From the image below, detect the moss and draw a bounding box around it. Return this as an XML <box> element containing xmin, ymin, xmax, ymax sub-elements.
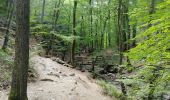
<box><xmin>8</xmin><ymin>89</ymin><xmax>19</xmax><ymax>100</ymax></box>
<box><xmin>8</xmin><ymin>89</ymin><xmax>28</xmax><ymax>100</ymax></box>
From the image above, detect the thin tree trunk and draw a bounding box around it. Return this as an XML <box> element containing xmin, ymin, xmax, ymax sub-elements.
<box><xmin>131</xmin><ymin>24</ymin><xmax>136</xmax><ymax>48</ymax></box>
<box><xmin>108</xmin><ymin>9</ymin><xmax>111</xmax><ymax>47</ymax></box>
<box><xmin>102</xmin><ymin>17</ymin><xmax>108</xmax><ymax>49</ymax></box>
<box><xmin>118</xmin><ymin>0</ymin><xmax>123</xmax><ymax>64</ymax></box>
<box><xmin>99</xmin><ymin>11</ymin><xmax>102</xmax><ymax>49</ymax></box>
<box><xmin>41</xmin><ymin>0</ymin><xmax>45</xmax><ymax>23</ymax></box>
<box><xmin>53</xmin><ymin>0</ymin><xmax>61</xmax><ymax>31</ymax></box>
<box><xmin>122</xmin><ymin>3</ymin><xmax>127</xmax><ymax>52</ymax></box>
<box><xmin>89</xmin><ymin>0</ymin><xmax>93</xmax><ymax>50</ymax></box>
<box><xmin>106</xmin><ymin>0</ymin><xmax>111</xmax><ymax>48</ymax></box>
<box><xmin>117</xmin><ymin>0</ymin><xmax>127</xmax><ymax>97</ymax></box>
<box><xmin>48</xmin><ymin>0</ymin><xmax>62</xmax><ymax>55</ymax></box>
<box><xmin>148</xmin><ymin>0</ymin><xmax>156</xmax><ymax>28</ymax></box>
<box><xmin>2</xmin><ymin>1</ymin><xmax>14</xmax><ymax>50</ymax></box>
<box><xmin>80</xmin><ymin>16</ymin><xmax>84</xmax><ymax>36</ymax></box>
<box><xmin>124</xmin><ymin>0</ymin><xmax>130</xmax><ymax>50</ymax></box>
<box><xmin>131</xmin><ymin>0</ymin><xmax>137</xmax><ymax>48</ymax></box>
<box><xmin>70</xmin><ymin>0</ymin><xmax>77</xmax><ymax>65</ymax></box>
<box><xmin>95</xmin><ymin>19</ymin><xmax>98</xmax><ymax>49</ymax></box>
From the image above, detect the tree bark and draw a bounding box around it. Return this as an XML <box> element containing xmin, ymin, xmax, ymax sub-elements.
<box><xmin>40</xmin><ymin>0</ymin><xmax>45</xmax><ymax>23</ymax></box>
<box><xmin>148</xmin><ymin>0</ymin><xmax>156</xmax><ymax>28</ymax></box>
<box><xmin>118</xmin><ymin>0</ymin><xmax>123</xmax><ymax>64</ymax></box>
<box><xmin>8</xmin><ymin>0</ymin><xmax>30</xmax><ymax>99</ymax></box>
<box><xmin>117</xmin><ymin>0</ymin><xmax>127</xmax><ymax>97</ymax></box>
<box><xmin>70</xmin><ymin>0</ymin><xmax>77</xmax><ymax>65</ymax></box>
<box><xmin>2</xmin><ymin>1</ymin><xmax>14</xmax><ymax>50</ymax></box>
<box><xmin>108</xmin><ymin>8</ymin><xmax>111</xmax><ymax>47</ymax></box>
<box><xmin>53</xmin><ymin>0</ymin><xmax>61</xmax><ymax>31</ymax></box>
<box><xmin>89</xmin><ymin>0</ymin><xmax>93</xmax><ymax>50</ymax></box>
<box><xmin>131</xmin><ymin>24</ymin><xmax>136</xmax><ymax>48</ymax></box>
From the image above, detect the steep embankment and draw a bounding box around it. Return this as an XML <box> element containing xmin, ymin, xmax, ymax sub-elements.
<box><xmin>0</xmin><ymin>55</ymin><xmax>112</xmax><ymax>100</ymax></box>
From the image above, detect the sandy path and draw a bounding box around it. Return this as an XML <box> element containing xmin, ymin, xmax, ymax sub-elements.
<box><xmin>0</xmin><ymin>56</ymin><xmax>112</xmax><ymax>100</ymax></box>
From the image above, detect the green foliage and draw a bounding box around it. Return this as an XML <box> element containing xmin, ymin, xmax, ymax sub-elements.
<box><xmin>53</xmin><ymin>32</ymin><xmax>80</xmax><ymax>43</ymax></box>
<box><xmin>0</xmin><ymin>49</ymin><xmax>13</xmax><ymax>66</ymax></box>
<box><xmin>0</xmin><ymin>0</ymin><xmax>7</xmax><ymax>16</ymax></box>
<box><xmin>124</xmin><ymin>0</ymin><xmax>170</xmax><ymax>99</ymax></box>
<box><xmin>0</xmin><ymin>49</ymin><xmax>13</xmax><ymax>84</ymax></box>
<box><xmin>31</xmin><ymin>24</ymin><xmax>51</xmax><ymax>34</ymax></box>
<box><xmin>28</xmin><ymin>0</ymin><xmax>170</xmax><ymax>99</ymax></box>
<box><xmin>98</xmin><ymin>80</ymin><xmax>124</xmax><ymax>99</ymax></box>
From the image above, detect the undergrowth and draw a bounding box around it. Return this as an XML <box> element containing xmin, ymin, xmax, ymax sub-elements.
<box><xmin>0</xmin><ymin>49</ymin><xmax>13</xmax><ymax>89</ymax></box>
<box><xmin>97</xmin><ymin>80</ymin><xmax>124</xmax><ymax>100</ymax></box>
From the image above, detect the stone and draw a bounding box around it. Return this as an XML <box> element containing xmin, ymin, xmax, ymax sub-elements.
<box><xmin>69</xmin><ymin>73</ymin><xmax>75</xmax><ymax>76</ymax></box>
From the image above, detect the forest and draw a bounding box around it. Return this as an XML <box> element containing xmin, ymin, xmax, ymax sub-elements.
<box><xmin>0</xmin><ymin>0</ymin><xmax>170</xmax><ymax>100</ymax></box>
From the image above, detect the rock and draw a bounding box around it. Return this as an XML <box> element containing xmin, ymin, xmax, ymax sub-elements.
<box><xmin>52</xmin><ymin>68</ymin><xmax>58</xmax><ymax>71</ymax></box>
<box><xmin>75</xmin><ymin>81</ymin><xmax>78</xmax><ymax>85</ymax></box>
<box><xmin>63</xmin><ymin>64</ymin><xmax>69</xmax><ymax>67</ymax></box>
<box><xmin>76</xmin><ymin>93</ymin><xmax>79</xmax><ymax>95</ymax></box>
<box><xmin>47</xmin><ymin>71</ymin><xmax>55</xmax><ymax>76</ymax></box>
<box><xmin>47</xmin><ymin>72</ymin><xmax>60</xmax><ymax>78</ymax></box>
<box><xmin>55</xmin><ymin>74</ymin><xmax>60</xmax><ymax>78</ymax></box>
<box><xmin>71</xmin><ymin>87</ymin><xmax>76</xmax><ymax>91</ymax></box>
<box><xmin>68</xmin><ymin>65</ymin><xmax>73</xmax><ymax>68</ymax></box>
<box><xmin>51</xmin><ymin>57</ymin><xmax>56</xmax><ymax>61</ymax></box>
<box><xmin>69</xmin><ymin>73</ymin><xmax>75</xmax><ymax>76</ymax></box>
<box><xmin>28</xmin><ymin>68</ymin><xmax>38</xmax><ymax>82</ymax></box>
<box><xmin>69</xmin><ymin>93</ymin><xmax>72</xmax><ymax>95</ymax></box>
<box><xmin>56</xmin><ymin>58</ymin><xmax>60</xmax><ymax>61</ymax></box>
<box><xmin>107</xmin><ymin>73</ymin><xmax>116</xmax><ymax>80</ymax></box>
<box><xmin>40</xmin><ymin>78</ymin><xmax>54</xmax><ymax>82</ymax></box>
<box><xmin>29</xmin><ymin>73</ymin><xmax>36</xmax><ymax>77</ymax></box>
<box><xmin>55</xmin><ymin>58</ymin><xmax>65</xmax><ymax>65</ymax></box>
<box><xmin>81</xmin><ymin>69</ymin><xmax>85</xmax><ymax>72</ymax></box>
<box><xmin>163</xmin><ymin>94</ymin><xmax>170</xmax><ymax>100</ymax></box>
<box><xmin>61</xmin><ymin>74</ymin><xmax>67</xmax><ymax>77</ymax></box>
<box><xmin>0</xmin><ymin>80</ymin><xmax>10</xmax><ymax>90</ymax></box>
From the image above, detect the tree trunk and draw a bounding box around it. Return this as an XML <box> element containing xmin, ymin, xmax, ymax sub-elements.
<box><xmin>99</xmin><ymin>12</ymin><xmax>103</xmax><ymax>50</ymax></box>
<box><xmin>124</xmin><ymin>0</ymin><xmax>130</xmax><ymax>50</ymax></box>
<box><xmin>53</xmin><ymin>0</ymin><xmax>61</xmax><ymax>31</ymax></box>
<box><xmin>41</xmin><ymin>0</ymin><xmax>45</xmax><ymax>23</ymax></box>
<box><xmin>131</xmin><ymin>24</ymin><xmax>136</xmax><ymax>48</ymax></box>
<box><xmin>8</xmin><ymin>0</ymin><xmax>30</xmax><ymax>99</ymax></box>
<box><xmin>148</xmin><ymin>0</ymin><xmax>156</xmax><ymax>28</ymax></box>
<box><xmin>2</xmin><ymin>1</ymin><xmax>14</xmax><ymax>50</ymax></box>
<box><xmin>117</xmin><ymin>0</ymin><xmax>127</xmax><ymax>97</ymax></box>
<box><xmin>48</xmin><ymin>0</ymin><xmax>62</xmax><ymax>56</ymax></box>
<box><xmin>89</xmin><ymin>0</ymin><xmax>93</xmax><ymax>50</ymax></box>
<box><xmin>118</xmin><ymin>0</ymin><xmax>123</xmax><ymax>64</ymax></box>
<box><xmin>108</xmin><ymin>9</ymin><xmax>111</xmax><ymax>47</ymax></box>
<box><xmin>95</xmin><ymin>19</ymin><xmax>98</xmax><ymax>49</ymax></box>
<box><xmin>70</xmin><ymin>0</ymin><xmax>77</xmax><ymax>65</ymax></box>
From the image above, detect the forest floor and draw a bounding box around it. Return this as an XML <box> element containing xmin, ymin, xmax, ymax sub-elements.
<box><xmin>0</xmin><ymin>55</ymin><xmax>113</xmax><ymax>100</ymax></box>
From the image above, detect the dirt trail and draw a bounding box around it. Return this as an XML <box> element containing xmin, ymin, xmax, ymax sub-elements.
<box><xmin>0</xmin><ymin>56</ymin><xmax>112</xmax><ymax>100</ymax></box>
